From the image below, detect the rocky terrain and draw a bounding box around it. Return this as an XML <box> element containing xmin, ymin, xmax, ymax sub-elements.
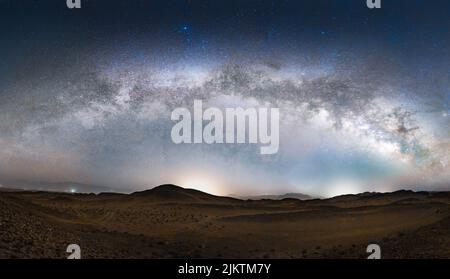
<box><xmin>0</xmin><ymin>185</ymin><xmax>449</xmax><ymax>259</ymax></box>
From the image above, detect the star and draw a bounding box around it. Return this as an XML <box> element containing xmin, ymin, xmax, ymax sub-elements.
<box><xmin>181</xmin><ymin>25</ymin><xmax>190</xmax><ymax>33</ymax></box>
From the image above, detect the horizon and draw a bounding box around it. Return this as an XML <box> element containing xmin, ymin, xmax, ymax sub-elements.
<box><xmin>1</xmin><ymin>180</ymin><xmax>448</xmax><ymax>200</ymax></box>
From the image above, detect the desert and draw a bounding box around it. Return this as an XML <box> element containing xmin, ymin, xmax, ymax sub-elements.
<box><xmin>0</xmin><ymin>185</ymin><xmax>448</xmax><ymax>259</ymax></box>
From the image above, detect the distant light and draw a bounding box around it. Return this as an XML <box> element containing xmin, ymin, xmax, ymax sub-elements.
<box><xmin>70</xmin><ymin>188</ymin><xmax>77</xmax><ymax>193</ymax></box>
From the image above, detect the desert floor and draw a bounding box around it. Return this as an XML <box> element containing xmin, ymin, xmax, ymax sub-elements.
<box><xmin>0</xmin><ymin>185</ymin><xmax>449</xmax><ymax>259</ymax></box>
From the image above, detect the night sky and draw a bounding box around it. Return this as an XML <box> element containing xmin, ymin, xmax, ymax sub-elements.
<box><xmin>0</xmin><ymin>0</ymin><xmax>449</xmax><ymax>197</ymax></box>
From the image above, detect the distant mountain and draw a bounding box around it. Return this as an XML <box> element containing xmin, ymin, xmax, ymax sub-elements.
<box><xmin>131</xmin><ymin>184</ymin><xmax>241</xmax><ymax>203</ymax></box>
<box><xmin>0</xmin><ymin>180</ymin><xmax>115</xmax><ymax>194</ymax></box>
<box><xmin>236</xmin><ymin>193</ymin><xmax>314</xmax><ymax>201</ymax></box>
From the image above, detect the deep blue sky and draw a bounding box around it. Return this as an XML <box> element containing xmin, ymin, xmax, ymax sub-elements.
<box><xmin>0</xmin><ymin>1</ymin><xmax>449</xmax><ymax>196</ymax></box>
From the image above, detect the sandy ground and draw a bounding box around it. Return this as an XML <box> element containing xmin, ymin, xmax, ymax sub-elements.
<box><xmin>0</xmin><ymin>185</ymin><xmax>449</xmax><ymax>259</ymax></box>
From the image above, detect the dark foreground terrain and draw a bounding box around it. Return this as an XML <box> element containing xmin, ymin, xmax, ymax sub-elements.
<box><xmin>0</xmin><ymin>185</ymin><xmax>449</xmax><ymax>259</ymax></box>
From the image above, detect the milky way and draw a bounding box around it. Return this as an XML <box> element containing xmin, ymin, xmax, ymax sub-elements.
<box><xmin>0</xmin><ymin>1</ymin><xmax>449</xmax><ymax>196</ymax></box>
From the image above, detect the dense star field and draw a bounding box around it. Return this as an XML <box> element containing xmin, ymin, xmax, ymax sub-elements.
<box><xmin>0</xmin><ymin>0</ymin><xmax>449</xmax><ymax>197</ymax></box>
